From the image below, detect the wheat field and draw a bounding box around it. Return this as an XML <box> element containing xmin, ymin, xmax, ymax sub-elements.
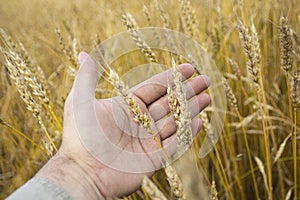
<box><xmin>0</xmin><ymin>0</ymin><xmax>300</xmax><ymax>199</ymax></box>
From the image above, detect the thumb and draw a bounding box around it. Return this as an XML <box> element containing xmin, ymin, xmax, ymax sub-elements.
<box><xmin>73</xmin><ymin>52</ymin><xmax>99</xmax><ymax>101</ymax></box>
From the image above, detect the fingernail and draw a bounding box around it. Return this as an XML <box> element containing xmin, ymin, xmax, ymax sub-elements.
<box><xmin>202</xmin><ymin>75</ymin><xmax>210</xmax><ymax>86</ymax></box>
<box><xmin>178</xmin><ymin>63</ymin><xmax>194</xmax><ymax>71</ymax></box>
<box><xmin>78</xmin><ymin>52</ymin><xmax>88</xmax><ymax>65</ymax></box>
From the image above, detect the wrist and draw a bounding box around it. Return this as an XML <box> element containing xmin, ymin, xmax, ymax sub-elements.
<box><xmin>36</xmin><ymin>153</ymin><xmax>105</xmax><ymax>200</ymax></box>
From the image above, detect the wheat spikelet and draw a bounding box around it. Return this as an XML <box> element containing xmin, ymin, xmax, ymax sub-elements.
<box><xmin>209</xmin><ymin>180</ymin><xmax>218</xmax><ymax>200</ymax></box>
<box><xmin>93</xmin><ymin>33</ymin><xmax>108</xmax><ymax>70</ymax></box>
<box><xmin>143</xmin><ymin>5</ymin><xmax>160</xmax><ymax>43</ymax></box>
<box><xmin>121</xmin><ymin>13</ymin><xmax>158</xmax><ymax>63</ymax></box>
<box><xmin>251</xmin><ymin>24</ymin><xmax>261</xmax><ymax>66</ymax></box>
<box><xmin>222</xmin><ymin>77</ymin><xmax>238</xmax><ymax>108</ymax></box>
<box><xmin>237</xmin><ymin>20</ymin><xmax>260</xmax><ymax>85</ymax></box>
<box><xmin>167</xmin><ymin>87</ymin><xmax>181</xmax><ymax>126</ymax></box>
<box><xmin>3</xmin><ymin>50</ymin><xmax>41</xmax><ymax>117</ymax></box>
<box><xmin>55</xmin><ymin>28</ymin><xmax>79</xmax><ymax>70</ymax></box>
<box><xmin>19</xmin><ymin>43</ymin><xmax>49</xmax><ymax>94</ymax></box>
<box><xmin>227</xmin><ymin>58</ymin><xmax>242</xmax><ymax>80</ymax></box>
<box><xmin>3</xmin><ymin>49</ymin><xmax>60</xmax><ymax>130</ymax></box>
<box><xmin>1</xmin><ymin>30</ymin><xmax>50</xmax><ymax>99</ymax></box>
<box><xmin>11</xmin><ymin>52</ymin><xmax>49</xmax><ymax>105</ymax></box>
<box><xmin>142</xmin><ymin>176</ymin><xmax>168</xmax><ymax>200</ymax></box>
<box><xmin>153</xmin><ymin>1</ymin><xmax>184</xmax><ymax>64</ymax></box>
<box><xmin>199</xmin><ymin>111</ymin><xmax>210</xmax><ymax>133</ymax></box>
<box><xmin>0</xmin><ymin>28</ymin><xmax>17</xmax><ymax>50</ymax></box>
<box><xmin>108</xmin><ymin>68</ymin><xmax>153</xmax><ymax>132</ymax></box>
<box><xmin>185</xmin><ymin>0</ymin><xmax>197</xmax><ymax>31</ymax></box>
<box><xmin>94</xmin><ymin>33</ymin><xmax>101</xmax><ymax>48</ymax></box>
<box><xmin>172</xmin><ymin>58</ymin><xmax>192</xmax><ymax>148</ymax></box>
<box><xmin>254</xmin><ymin>156</ymin><xmax>270</xmax><ymax>195</ymax></box>
<box><xmin>108</xmin><ymin>68</ymin><xmax>130</xmax><ymax>101</ymax></box>
<box><xmin>1</xmin><ymin>29</ymin><xmax>50</xmax><ymax>95</ymax></box>
<box><xmin>2</xmin><ymin>48</ymin><xmax>57</xmax><ymax>152</ymax></box>
<box><xmin>155</xmin><ymin>1</ymin><xmax>183</xmax><ymax>63</ymax></box>
<box><xmin>291</xmin><ymin>28</ymin><xmax>300</xmax><ymax>53</ymax></box>
<box><xmin>178</xmin><ymin>0</ymin><xmax>196</xmax><ymax>37</ymax></box>
<box><xmin>1</xmin><ymin>30</ymin><xmax>61</xmax><ymax>130</ymax></box>
<box><xmin>127</xmin><ymin>98</ymin><xmax>151</xmax><ymax>130</ymax></box>
<box><xmin>290</xmin><ymin>72</ymin><xmax>300</xmax><ymax>109</ymax></box>
<box><xmin>273</xmin><ymin>134</ymin><xmax>291</xmax><ymax>164</ymax></box>
<box><xmin>279</xmin><ymin>16</ymin><xmax>293</xmax><ymax>73</ymax></box>
<box><xmin>42</xmin><ymin>139</ymin><xmax>54</xmax><ymax>157</ymax></box>
<box><xmin>164</xmin><ymin>165</ymin><xmax>187</xmax><ymax>200</ymax></box>
<box><xmin>210</xmin><ymin>25</ymin><xmax>221</xmax><ymax>56</ymax></box>
<box><xmin>154</xmin><ymin>1</ymin><xmax>170</xmax><ymax>29</ymax></box>
<box><xmin>72</xmin><ymin>37</ymin><xmax>79</xmax><ymax>62</ymax></box>
<box><xmin>143</xmin><ymin>5</ymin><xmax>154</xmax><ymax>27</ymax></box>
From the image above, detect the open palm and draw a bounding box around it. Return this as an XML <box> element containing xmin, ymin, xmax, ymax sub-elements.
<box><xmin>39</xmin><ymin>52</ymin><xmax>210</xmax><ymax>199</ymax></box>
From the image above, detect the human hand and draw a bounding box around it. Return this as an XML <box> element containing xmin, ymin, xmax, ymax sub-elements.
<box><xmin>36</xmin><ymin>52</ymin><xmax>210</xmax><ymax>199</ymax></box>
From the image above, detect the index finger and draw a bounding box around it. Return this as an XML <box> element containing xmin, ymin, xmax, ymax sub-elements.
<box><xmin>131</xmin><ymin>63</ymin><xmax>195</xmax><ymax>105</ymax></box>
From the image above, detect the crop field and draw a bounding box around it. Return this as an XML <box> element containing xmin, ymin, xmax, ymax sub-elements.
<box><xmin>0</xmin><ymin>0</ymin><xmax>299</xmax><ymax>199</ymax></box>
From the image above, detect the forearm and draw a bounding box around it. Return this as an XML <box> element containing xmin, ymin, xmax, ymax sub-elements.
<box><xmin>35</xmin><ymin>153</ymin><xmax>105</xmax><ymax>200</ymax></box>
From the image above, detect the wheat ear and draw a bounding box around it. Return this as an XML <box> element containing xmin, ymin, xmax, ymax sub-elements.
<box><xmin>121</xmin><ymin>13</ymin><xmax>158</xmax><ymax>63</ymax></box>
<box><xmin>142</xmin><ymin>176</ymin><xmax>167</xmax><ymax>200</ymax></box>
